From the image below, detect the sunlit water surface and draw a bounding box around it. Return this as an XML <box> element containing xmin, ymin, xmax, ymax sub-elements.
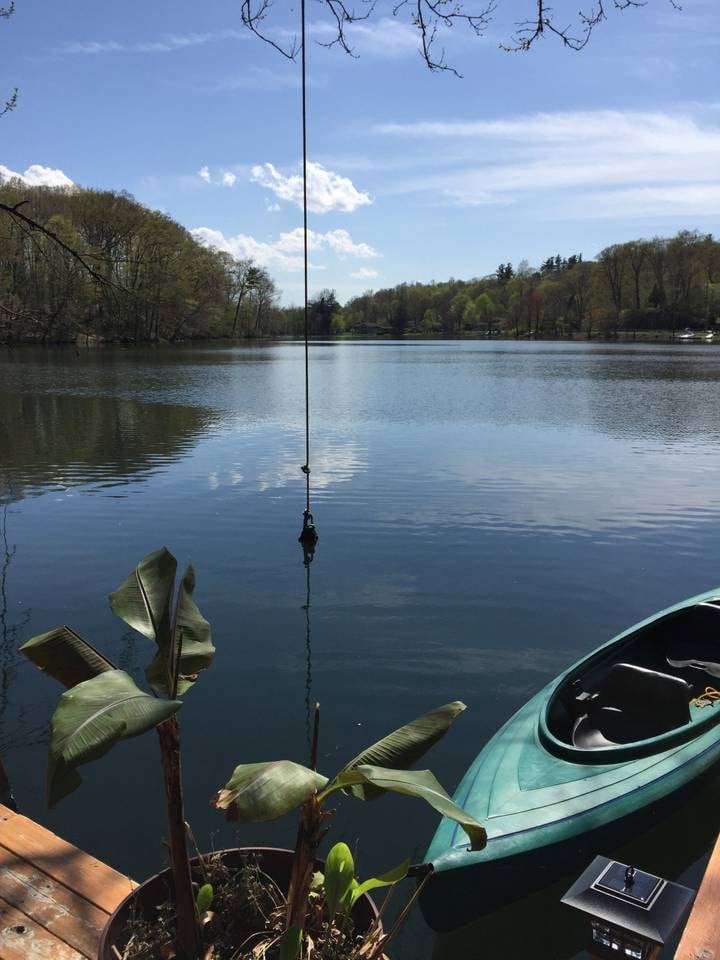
<box><xmin>2</xmin><ymin>340</ymin><xmax>720</xmax><ymax>959</ymax></box>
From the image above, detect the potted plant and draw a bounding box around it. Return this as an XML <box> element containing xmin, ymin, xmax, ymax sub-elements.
<box><xmin>20</xmin><ymin>547</ymin><xmax>485</xmax><ymax>959</ymax></box>
<box><xmin>21</xmin><ymin>547</ymin><xmax>213</xmax><ymax>959</ymax></box>
<box><xmin>207</xmin><ymin>699</ymin><xmax>486</xmax><ymax>959</ymax></box>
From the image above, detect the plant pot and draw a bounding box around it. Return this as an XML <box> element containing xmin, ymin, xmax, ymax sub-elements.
<box><xmin>99</xmin><ymin>846</ymin><xmax>384</xmax><ymax>960</ymax></box>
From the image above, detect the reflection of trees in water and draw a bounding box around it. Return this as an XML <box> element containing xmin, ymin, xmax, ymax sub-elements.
<box><xmin>0</xmin><ymin>505</ymin><xmax>45</xmax><ymax>804</ymax></box>
<box><xmin>583</xmin><ymin>350</ymin><xmax>720</xmax><ymax>444</ymax></box>
<box><xmin>0</xmin><ymin>390</ymin><xmax>217</xmax><ymax>504</ymax></box>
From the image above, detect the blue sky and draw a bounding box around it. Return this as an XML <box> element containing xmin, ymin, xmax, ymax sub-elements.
<box><xmin>1</xmin><ymin>0</ymin><xmax>719</xmax><ymax>304</ymax></box>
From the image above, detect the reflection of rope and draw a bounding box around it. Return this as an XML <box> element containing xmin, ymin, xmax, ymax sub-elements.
<box><xmin>692</xmin><ymin>687</ymin><xmax>720</xmax><ymax>708</ymax></box>
<box><xmin>303</xmin><ymin>553</ymin><xmax>313</xmax><ymax>751</ymax></box>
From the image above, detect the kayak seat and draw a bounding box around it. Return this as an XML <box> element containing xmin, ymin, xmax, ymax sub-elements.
<box><xmin>572</xmin><ymin>663</ymin><xmax>692</xmax><ymax>749</ymax></box>
<box><xmin>666</xmin><ymin>635</ymin><xmax>720</xmax><ymax>678</ymax></box>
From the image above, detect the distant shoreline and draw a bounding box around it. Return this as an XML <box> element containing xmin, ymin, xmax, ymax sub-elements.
<box><xmin>2</xmin><ymin>330</ymin><xmax>717</xmax><ymax>350</ymax></box>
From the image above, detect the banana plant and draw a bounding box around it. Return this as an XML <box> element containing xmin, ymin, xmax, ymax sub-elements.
<box><xmin>20</xmin><ymin>547</ymin><xmax>214</xmax><ymax>960</ymax></box>
<box><xmin>212</xmin><ymin>701</ymin><xmax>486</xmax><ymax>938</ymax></box>
<box><xmin>321</xmin><ymin>842</ymin><xmax>409</xmax><ymax>918</ymax></box>
<box><xmin>280</xmin><ymin>843</ymin><xmax>409</xmax><ymax>960</ymax></box>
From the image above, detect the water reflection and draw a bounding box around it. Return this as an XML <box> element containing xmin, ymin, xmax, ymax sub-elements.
<box><xmin>302</xmin><ymin>540</ymin><xmax>315</xmax><ymax>750</ymax></box>
<box><xmin>256</xmin><ymin>440</ymin><xmax>367</xmax><ymax>494</ymax></box>
<box><xmin>4</xmin><ymin>342</ymin><xmax>720</xmax><ymax>960</ymax></box>
<box><xmin>432</xmin><ymin>772</ymin><xmax>720</xmax><ymax>960</ymax></box>
<box><xmin>0</xmin><ymin>507</ymin><xmax>44</xmax><ymax>766</ymax></box>
<box><xmin>0</xmin><ymin>386</ymin><xmax>218</xmax><ymax>502</ymax></box>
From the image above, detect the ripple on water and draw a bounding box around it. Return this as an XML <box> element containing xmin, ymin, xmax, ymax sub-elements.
<box><xmin>3</xmin><ymin>341</ymin><xmax>720</xmax><ymax>960</ymax></box>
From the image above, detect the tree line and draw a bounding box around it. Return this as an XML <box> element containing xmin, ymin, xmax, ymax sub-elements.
<box><xmin>329</xmin><ymin>232</ymin><xmax>720</xmax><ymax>341</ymax></box>
<box><xmin>0</xmin><ymin>181</ymin><xmax>285</xmax><ymax>344</ymax></box>
<box><xmin>2</xmin><ymin>182</ymin><xmax>718</xmax><ymax>345</ymax></box>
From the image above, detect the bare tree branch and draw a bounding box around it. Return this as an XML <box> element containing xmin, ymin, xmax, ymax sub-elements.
<box><xmin>1</xmin><ymin>2</ymin><xmax>17</xmax><ymax>114</ymax></box>
<box><xmin>0</xmin><ymin>200</ymin><xmax>116</xmax><ymax>288</ymax></box>
<box><xmin>317</xmin><ymin>0</ymin><xmax>374</xmax><ymax>58</ymax></box>
<box><xmin>238</xmin><ymin>0</ymin><xmax>681</xmax><ymax>73</ymax></box>
<box><xmin>502</xmin><ymin>0</ymin><xmax>655</xmax><ymax>52</ymax></box>
<box><xmin>240</xmin><ymin>0</ymin><xmax>300</xmax><ymax>59</ymax></box>
<box><xmin>0</xmin><ymin>88</ymin><xmax>17</xmax><ymax>117</ymax></box>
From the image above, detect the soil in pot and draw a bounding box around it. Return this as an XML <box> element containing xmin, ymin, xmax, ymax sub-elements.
<box><xmin>100</xmin><ymin>847</ymin><xmax>382</xmax><ymax>960</ymax></box>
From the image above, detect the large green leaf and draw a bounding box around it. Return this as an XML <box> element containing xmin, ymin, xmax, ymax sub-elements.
<box><xmin>47</xmin><ymin>669</ymin><xmax>181</xmax><ymax>806</ymax></box>
<box><xmin>321</xmin><ymin>766</ymin><xmax>487</xmax><ymax>851</ymax></box>
<box><xmin>211</xmin><ymin>761</ymin><xmax>328</xmax><ymax>823</ymax></box>
<box><xmin>20</xmin><ymin>626</ymin><xmax>115</xmax><ymax>689</ymax></box>
<box><xmin>195</xmin><ymin>883</ymin><xmax>214</xmax><ymax>915</ymax></box>
<box><xmin>145</xmin><ymin>565</ymin><xmax>214</xmax><ymax>696</ymax></box>
<box><xmin>341</xmin><ymin>701</ymin><xmax>467</xmax><ymax>800</ymax></box>
<box><xmin>324</xmin><ymin>842</ymin><xmax>355</xmax><ymax>916</ymax></box>
<box><xmin>109</xmin><ymin>547</ymin><xmax>176</xmax><ymax>692</ymax></box>
<box><xmin>351</xmin><ymin>858</ymin><xmax>410</xmax><ymax>907</ymax></box>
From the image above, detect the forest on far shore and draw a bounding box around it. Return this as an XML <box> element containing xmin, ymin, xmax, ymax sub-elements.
<box><xmin>1</xmin><ymin>181</ymin><xmax>719</xmax><ymax>344</ymax></box>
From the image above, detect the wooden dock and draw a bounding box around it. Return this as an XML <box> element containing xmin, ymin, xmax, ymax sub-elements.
<box><xmin>0</xmin><ymin>796</ymin><xmax>719</xmax><ymax>960</ymax></box>
<box><xmin>674</xmin><ymin>829</ymin><xmax>720</xmax><ymax>960</ymax></box>
<box><xmin>0</xmin><ymin>803</ymin><xmax>135</xmax><ymax>959</ymax></box>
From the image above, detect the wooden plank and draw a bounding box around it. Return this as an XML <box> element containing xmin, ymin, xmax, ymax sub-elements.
<box><xmin>0</xmin><ymin>894</ymin><xmax>85</xmax><ymax>960</ymax></box>
<box><xmin>0</xmin><ymin>847</ymin><xmax>109</xmax><ymax>959</ymax></box>
<box><xmin>675</xmin><ymin>832</ymin><xmax>720</xmax><ymax>960</ymax></box>
<box><xmin>0</xmin><ymin>810</ymin><xmax>135</xmax><ymax>914</ymax></box>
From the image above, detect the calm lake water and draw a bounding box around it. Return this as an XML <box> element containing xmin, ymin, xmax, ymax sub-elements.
<box><xmin>2</xmin><ymin>339</ymin><xmax>720</xmax><ymax>958</ymax></box>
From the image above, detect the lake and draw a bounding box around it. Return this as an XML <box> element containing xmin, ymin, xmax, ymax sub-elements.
<box><xmin>2</xmin><ymin>339</ymin><xmax>720</xmax><ymax>959</ymax></box>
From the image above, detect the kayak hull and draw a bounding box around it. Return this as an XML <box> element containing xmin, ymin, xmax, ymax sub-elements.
<box><xmin>421</xmin><ymin>586</ymin><xmax>720</xmax><ymax>932</ymax></box>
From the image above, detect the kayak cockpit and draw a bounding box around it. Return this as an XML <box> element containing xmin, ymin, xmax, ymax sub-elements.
<box><xmin>541</xmin><ymin>600</ymin><xmax>720</xmax><ymax>760</ymax></box>
<box><xmin>569</xmin><ymin>662</ymin><xmax>691</xmax><ymax>749</ymax></box>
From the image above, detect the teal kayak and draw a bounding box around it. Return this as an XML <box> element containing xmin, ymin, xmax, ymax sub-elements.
<box><xmin>421</xmin><ymin>587</ymin><xmax>720</xmax><ymax>932</ymax></box>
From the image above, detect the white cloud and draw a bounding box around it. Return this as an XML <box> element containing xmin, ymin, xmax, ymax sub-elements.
<box><xmin>323</xmin><ymin>229</ymin><xmax>378</xmax><ymax>258</ymax></box>
<box><xmin>197</xmin><ymin>166</ymin><xmax>241</xmax><ymax>187</ymax></box>
<box><xmin>373</xmin><ymin>108</ymin><xmax>720</xmax><ymax>218</ymax></box>
<box><xmin>0</xmin><ymin>163</ymin><xmax>74</xmax><ymax>188</ymax></box>
<box><xmin>205</xmin><ymin>67</ymin><xmax>300</xmax><ymax>93</ymax></box>
<box><xmin>306</xmin><ymin>17</ymin><xmax>420</xmax><ymax>59</ymax></box>
<box><xmin>192</xmin><ymin>225</ymin><xmax>379</xmax><ymax>272</ymax></box>
<box><xmin>57</xmin><ymin>29</ymin><xmax>246</xmax><ymax>55</ymax></box>
<box><xmin>556</xmin><ymin>184</ymin><xmax>720</xmax><ymax>219</ymax></box>
<box><xmin>266</xmin><ymin>201</ymin><xmax>282</xmax><ymax>213</ymax></box>
<box><xmin>351</xmin><ymin>267</ymin><xmax>379</xmax><ymax>280</ymax></box>
<box><xmin>250</xmin><ymin>161</ymin><xmax>371</xmax><ymax>213</ymax></box>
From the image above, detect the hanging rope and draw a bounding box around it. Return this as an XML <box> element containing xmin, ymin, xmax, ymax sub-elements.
<box><xmin>298</xmin><ymin>0</ymin><xmax>318</xmax><ymax>549</ymax></box>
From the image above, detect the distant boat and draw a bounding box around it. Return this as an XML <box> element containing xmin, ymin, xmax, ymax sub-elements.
<box><xmin>421</xmin><ymin>588</ymin><xmax>720</xmax><ymax>932</ymax></box>
<box><xmin>704</xmin><ymin>332</ymin><xmax>714</xmax><ymax>342</ymax></box>
<box><xmin>674</xmin><ymin>328</ymin><xmax>697</xmax><ymax>341</ymax></box>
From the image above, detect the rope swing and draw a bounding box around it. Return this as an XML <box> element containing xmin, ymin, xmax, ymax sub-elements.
<box><xmin>298</xmin><ymin>0</ymin><xmax>318</xmax><ymax>557</ymax></box>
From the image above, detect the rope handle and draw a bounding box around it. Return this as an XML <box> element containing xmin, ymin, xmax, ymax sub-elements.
<box><xmin>691</xmin><ymin>687</ymin><xmax>720</xmax><ymax>708</ymax></box>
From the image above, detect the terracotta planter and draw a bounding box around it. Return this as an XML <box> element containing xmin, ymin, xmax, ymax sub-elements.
<box><xmin>99</xmin><ymin>846</ymin><xmax>383</xmax><ymax>960</ymax></box>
